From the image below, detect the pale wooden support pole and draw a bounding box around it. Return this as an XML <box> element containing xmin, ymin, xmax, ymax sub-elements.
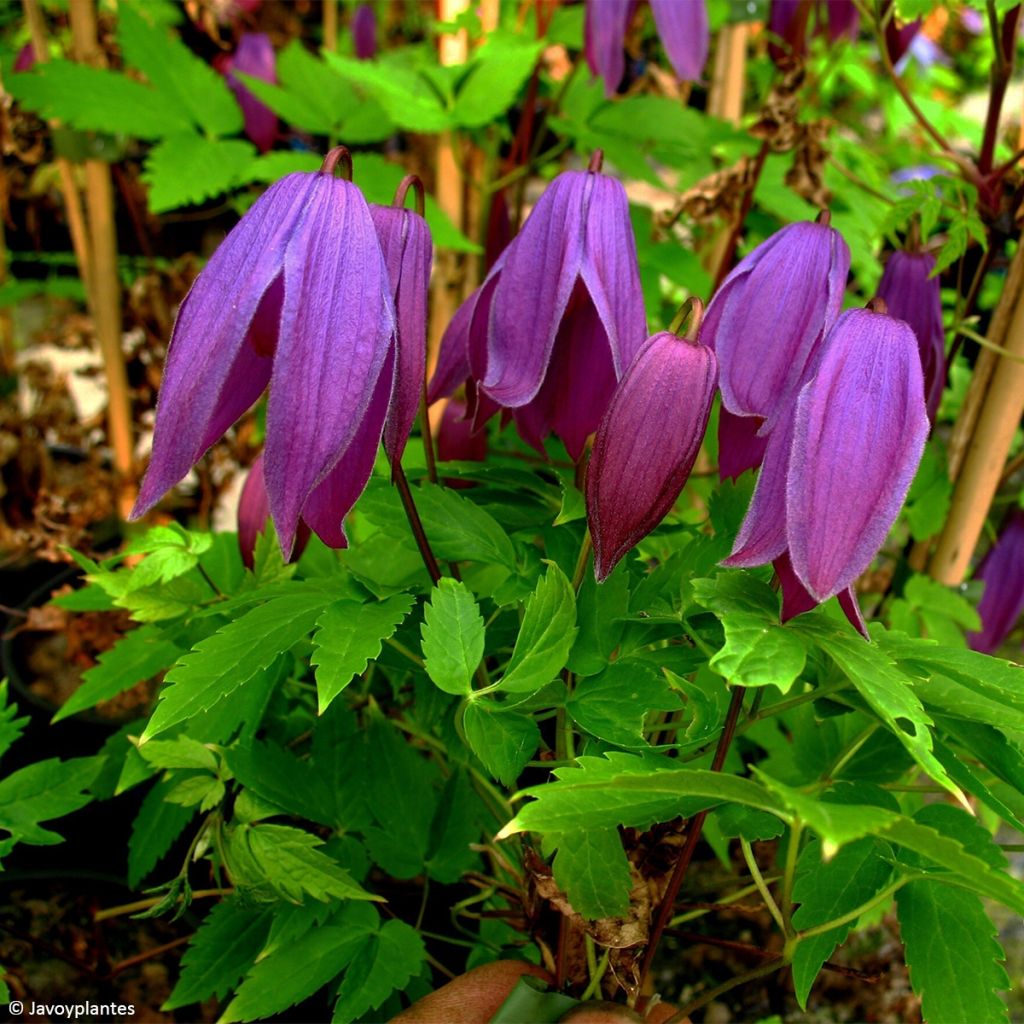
<box><xmin>68</xmin><ymin>0</ymin><xmax>135</xmax><ymax>516</ymax></box>
<box><xmin>427</xmin><ymin>0</ymin><xmax>471</xmax><ymax>433</ymax></box>
<box><xmin>23</xmin><ymin>0</ymin><xmax>95</xmax><ymax>301</ymax></box>
<box><xmin>929</xmin><ymin>247</ymin><xmax>1024</xmax><ymax>583</ymax></box>
<box><xmin>323</xmin><ymin>0</ymin><xmax>338</xmax><ymax>52</ymax></box>
<box><xmin>708</xmin><ymin>23</ymin><xmax>748</xmax><ymax>123</ymax></box>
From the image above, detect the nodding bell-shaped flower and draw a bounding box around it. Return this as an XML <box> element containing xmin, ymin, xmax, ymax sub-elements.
<box><xmin>218</xmin><ymin>33</ymin><xmax>277</xmax><ymax>153</ymax></box>
<box><xmin>702</xmin><ymin>215</ymin><xmax>850</xmax><ymax>427</ymax></box>
<box><xmin>429</xmin><ymin>153</ymin><xmax>647</xmax><ymax>460</ymax></box>
<box><xmin>352</xmin><ymin>4</ymin><xmax>377</xmax><ymax>60</ymax></box>
<box><xmin>132</xmin><ymin>147</ymin><xmax>397</xmax><ymax>557</ymax></box>
<box><xmin>968</xmin><ymin>509</ymin><xmax>1024</xmax><ymax>654</ymax></box>
<box><xmin>237</xmin><ymin>453</ymin><xmax>309</xmax><ymax>568</ymax></box>
<box><xmin>587</xmin><ymin>303</ymin><xmax>718</xmax><ymax>581</ymax></box>
<box><xmin>768</xmin><ymin>0</ymin><xmax>859</xmax><ymax>63</ymax></box>
<box><xmin>875</xmin><ymin>249</ymin><xmax>945</xmax><ymax>423</ymax></box>
<box><xmin>369</xmin><ymin>177</ymin><xmax>432</xmax><ymax>465</ymax></box>
<box><xmin>584</xmin><ymin>0</ymin><xmax>709</xmax><ymax>96</ymax></box>
<box><xmin>726</xmin><ymin>302</ymin><xmax>928</xmax><ymax>627</ymax></box>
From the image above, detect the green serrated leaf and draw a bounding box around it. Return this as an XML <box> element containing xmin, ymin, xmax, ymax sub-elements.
<box><xmin>128</xmin><ymin>776</ymin><xmax>196</xmax><ymax>887</ymax></box>
<box><xmin>164</xmin><ymin>900</ymin><xmax>273</xmax><ymax>1010</ymax></box>
<box><xmin>499</xmin><ymin>563</ymin><xmax>577</xmax><ymax>694</ymax></box>
<box><xmin>143</xmin><ymin>590</ymin><xmax>327</xmax><ymax>740</ymax></box>
<box><xmin>421</xmin><ymin>579</ymin><xmax>484</xmax><ymax>696</ymax></box>
<box><xmin>228</xmin><ymin>823</ymin><xmax>380</xmax><ymax>903</ymax></box>
<box><xmin>222</xmin><ymin>905</ymin><xmax>378</xmax><ymax>1023</ymax></box>
<box><xmin>143</xmin><ymin>134</ymin><xmax>257</xmax><ymax>213</ymax></box>
<box><xmin>453</xmin><ymin>36</ymin><xmax>543</xmax><ymax>127</ymax></box>
<box><xmin>790</xmin><ymin>838</ymin><xmax>894</xmax><ymax>1008</ymax></box>
<box><xmin>332</xmin><ymin>918</ymin><xmax>426</xmax><ymax>1024</ymax></box>
<box><xmin>412</xmin><ymin>482</ymin><xmax>518</xmax><ymax>568</ymax></box>
<box><xmin>0</xmin><ymin>683</ymin><xmax>29</xmax><ymax>762</ymax></box>
<box><xmin>118</xmin><ymin>5</ymin><xmax>242</xmax><ymax>136</ymax></box>
<box><xmin>897</xmin><ymin>882</ymin><xmax>1009</xmax><ymax>1024</ymax></box>
<box><xmin>312</xmin><ymin>593</ymin><xmax>415</xmax><ymax>713</ymax></box>
<box><xmin>568</xmin><ymin>560</ymin><xmax>629</xmax><ymax>677</ymax></box>
<box><xmin>9</xmin><ymin>62</ymin><xmax>190</xmax><ymax>138</ymax></box>
<box><xmin>713</xmin><ymin>804</ymin><xmax>786</xmax><ymax>841</ymax></box>
<box><xmin>137</xmin><ymin>736</ymin><xmax>218</xmax><ymax>772</ymax></box>
<box><xmin>0</xmin><ymin>757</ymin><xmax>100</xmax><ymax>848</ymax></box>
<box><xmin>549</xmin><ymin>828</ymin><xmax>632</xmax><ymax>920</ymax></box>
<box><xmin>462</xmin><ymin>701</ymin><xmax>541</xmax><ymax>786</ymax></box>
<box><xmin>567</xmin><ymin>660</ymin><xmax>679</xmax><ymax>747</ymax></box>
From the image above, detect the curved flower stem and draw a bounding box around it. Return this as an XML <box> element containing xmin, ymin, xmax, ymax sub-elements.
<box><xmin>394</xmin><ymin>174</ymin><xmax>426</xmax><ymax>217</ymax></box>
<box><xmin>636</xmin><ymin>684</ymin><xmax>747</xmax><ymax>994</ymax></box>
<box><xmin>978</xmin><ymin>1</ymin><xmax>1021</xmax><ymax>176</ymax></box>
<box><xmin>571</xmin><ymin>531</ymin><xmax>593</xmax><ymax>592</ymax></box>
<box><xmin>392</xmin><ymin>463</ymin><xmax>443</xmax><ymax>584</ymax></box>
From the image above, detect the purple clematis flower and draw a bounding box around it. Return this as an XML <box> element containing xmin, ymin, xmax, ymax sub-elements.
<box><xmin>352</xmin><ymin>4</ymin><xmax>377</xmax><ymax>60</ymax></box>
<box><xmin>587</xmin><ymin>321</ymin><xmax>718</xmax><ymax>581</ymax></box>
<box><xmin>876</xmin><ymin>249</ymin><xmax>945</xmax><ymax>423</ymax></box>
<box><xmin>429</xmin><ymin>154</ymin><xmax>647</xmax><ymax>460</ymax></box>
<box><xmin>718</xmin><ymin>408</ymin><xmax>768</xmax><ymax>482</ymax></box>
<box><xmin>968</xmin><ymin>509</ymin><xmax>1024</xmax><ymax>654</ymax></box>
<box><xmin>219</xmin><ymin>33</ymin><xmax>277</xmax><ymax>154</ymax></box>
<box><xmin>726</xmin><ymin>303</ymin><xmax>928</xmax><ymax>616</ymax></box>
<box><xmin>584</xmin><ymin>0</ymin><xmax>709</xmax><ymax>97</ymax></box>
<box><xmin>768</xmin><ymin>0</ymin><xmax>858</xmax><ymax>62</ymax></box>
<box><xmin>237</xmin><ymin>452</ymin><xmax>310</xmax><ymax>568</ymax></box>
<box><xmin>132</xmin><ymin>148</ymin><xmax>397</xmax><ymax>557</ymax></box>
<box><xmin>370</xmin><ymin>177</ymin><xmax>432</xmax><ymax>465</ymax></box>
<box><xmin>701</xmin><ymin>217</ymin><xmax>850</xmax><ymax>427</ymax></box>
<box><xmin>437</xmin><ymin>398</ymin><xmax>488</xmax><ymax>489</ymax></box>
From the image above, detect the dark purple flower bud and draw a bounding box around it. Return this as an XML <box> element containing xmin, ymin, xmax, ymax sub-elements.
<box><xmin>968</xmin><ymin>510</ymin><xmax>1024</xmax><ymax>654</ymax></box>
<box><xmin>584</xmin><ymin>0</ymin><xmax>632</xmax><ymax>98</ymax></box>
<box><xmin>718</xmin><ymin>409</ymin><xmax>768</xmax><ymax>482</ymax></box>
<box><xmin>132</xmin><ymin>154</ymin><xmax>396</xmax><ymax>557</ymax></box>
<box><xmin>702</xmin><ymin>219</ymin><xmax>850</xmax><ymax>426</ymax></box>
<box><xmin>587</xmin><ymin>328</ymin><xmax>717</xmax><ymax>581</ymax></box>
<box><xmin>437</xmin><ymin>398</ymin><xmax>487</xmax><ymax>489</ymax></box>
<box><xmin>237</xmin><ymin>452</ymin><xmax>310</xmax><ymax>568</ymax></box>
<box><xmin>649</xmin><ymin>0</ymin><xmax>708</xmax><ymax>82</ymax></box>
<box><xmin>220</xmin><ymin>33</ymin><xmax>277</xmax><ymax>154</ymax></box>
<box><xmin>884</xmin><ymin>4</ymin><xmax>920</xmax><ymax>64</ymax></box>
<box><xmin>825</xmin><ymin>0</ymin><xmax>859</xmax><ymax>41</ymax></box>
<box><xmin>788</xmin><ymin>307</ymin><xmax>928</xmax><ymax>601</ymax></box>
<box><xmin>14</xmin><ymin>43</ymin><xmax>35</xmax><ymax>73</ymax></box>
<box><xmin>876</xmin><ymin>250</ymin><xmax>945</xmax><ymax>423</ymax></box>
<box><xmin>352</xmin><ymin>4</ymin><xmax>377</xmax><ymax>60</ymax></box>
<box><xmin>768</xmin><ymin>0</ymin><xmax>809</xmax><ymax>61</ymax></box>
<box><xmin>370</xmin><ymin>185</ymin><xmax>432</xmax><ymax>464</ymax></box>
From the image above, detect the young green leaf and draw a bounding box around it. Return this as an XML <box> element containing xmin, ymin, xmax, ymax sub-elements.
<box><xmin>137</xmin><ymin>736</ymin><xmax>218</xmax><ymax>772</ymax></box>
<box><xmin>0</xmin><ymin>756</ymin><xmax>101</xmax><ymax>848</ymax></box>
<box><xmin>549</xmin><ymin>828</ymin><xmax>633</xmax><ymax>920</ymax></box>
<box><xmin>422</xmin><ymin>578</ymin><xmax>485</xmax><ymax>696</ymax></box>
<box><xmin>790</xmin><ymin>838</ymin><xmax>894</xmax><ymax>1008</ymax></box>
<box><xmin>499</xmin><ymin>563</ymin><xmax>577</xmax><ymax>694</ymax></box>
<box><xmin>462</xmin><ymin>701</ymin><xmax>541</xmax><ymax>786</ymax></box>
<box><xmin>0</xmin><ymin>683</ymin><xmax>29</xmax><ymax>762</ymax></box>
<box><xmin>164</xmin><ymin>900</ymin><xmax>273</xmax><ymax>1010</ymax></box>
<box><xmin>312</xmin><ymin>593</ymin><xmax>415</xmax><ymax>713</ymax></box>
<box><xmin>128</xmin><ymin>776</ymin><xmax>197</xmax><ymax>888</ymax></box>
<box><xmin>412</xmin><ymin>483</ymin><xmax>518</xmax><ymax>569</ymax></box>
<box><xmin>143</xmin><ymin>134</ymin><xmax>257</xmax><ymax>213</ymax></box>
<box><xmin>568</xmin><ymin>562</ymin><xmax>629</xmax><ymax>677</ymax></box>
<box><xmin>142</xmin><ymin>590</ymin><xmax>328</xmax><ymax>740</ymax></box>
<box><xmin>453</xmin><ymin>36</ymin><xmax>543</xmax><ymax>128</ymax></box>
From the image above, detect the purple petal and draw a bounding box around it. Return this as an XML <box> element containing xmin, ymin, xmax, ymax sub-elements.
<box><xmin>588</xmin><ymin>332</ymin><xmax>717</xmax><ymax>580</ymax></box>
<box><xmin>649</xmin><ymin>0</ymin><xmax>709</xmax><ymax>82</ymax></box>
<box><xmin>723</xmin><ymin>409</ymin><xmax>795</xmax><ymax>568</ymax></box>
<box><xmin>238</xmin><ymin>452</ymin><xmax>271</xmax><ymax>569</ymax></box>
<box><xmin>768</xmin><ymin>0</ymin><xmax>806</xmax><ymax>61</ymax></box>
<box><xmin>826</xmin><ymin>0</ymin><xmax>860</xmax><ymax>40</ymax></box>
<box><xmin>968</xmin><ymin>509</ymin><xmax>1024</xmax><ymax>653</ymax></box>
<box><xmin>484</xmin><ymin>172</ymin><xmax>589</xmax><ymax>406</ymax></box>
<box><xmin>718</xmin><ymin>408</ymin><xmax>768</xmax><ymax>481</ymax></box>
<box><xmin>876</xmin><ymin>250</ymin><xmax>945</xmax><ymax>423</ymax></box>
<box><xmin>224</xmin><ymin>33</ymin><xmax>277</xmax><ymax>154</ymax></box>
<box><xmin>787</xmin><ymin>308</ymin><xmax>929</xmax><ymax>602</ymax></box>
<box><xmin>264</xmin><ymin>174</ymin><xmax>395</xmax><ymax>555</ymax></box>
<box><xmin>579</xmin><ymin>173</ymin><xmax>649</xmax><ymax>374</ymax></box>
<box><xmin>438</xmin><ymin>398</ymin><xmax>488</xmax><ymax>464</ymax></box>
<box><xmin>352</xmin><ymin>4</ymin><xmax>377</xmax><ymax>60</ymax></box>
<box><xmin>886</xmin><ymin>10</ymin><xmax>921</xmax><ymax>64</ymax></box>
<box><xmin>300</xmin><ymin>348</ymin><xmax>395</xmax><ymax>549</ymax></box>
<box><xmin>776</xmin><ymin>550</ymin><xmax>868</xmax><ymax>637</ymax></box>
<box><xmin>707</xmin><ymin>221</ymin><xmax>850</xmax><ymax>424</ymax></box>
<box><xmin>133</xmin><ymin>173</ymin><xmax>316</xmax><ymax>519</ymax></box>
<box><xmin>584</xmin><ymin>0</ymin><xmax>631</xmax><ymax>97</ymax></box>
<box><xmin>371</xmin><ymin>204</ymin><xmax>433</xmax><ymax>464</ymax></box>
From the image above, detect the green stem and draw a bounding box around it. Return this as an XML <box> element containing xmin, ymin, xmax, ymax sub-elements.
<box><xmin>740</xmin><ymin>838</ymin><xmax>787</xmax><ymax>934</ymax></box>
<box><xmin>580</xmin><ymin>942</ymin><xmax>611</xmax><ymax>1001</ymax></box>
<box><xmin>780</xmin><ymin>820</ymin><xmax>803</xmax><ymax>936</ymax></box>
<box><xmin>795</xmin><ymin>877</ymin><xmax>919</xmax><ymax>941</ymax></box>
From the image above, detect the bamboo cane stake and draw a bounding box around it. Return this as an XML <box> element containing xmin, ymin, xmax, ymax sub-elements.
<box><xmin>708</xmin><ymin>23</ymin><xmax>748</xmax><ymax>123</ymax></box>
<box><xmin>323</xmin><ymin>0</ymin><xmax>338</xmax><ymax>53</ymax></box>
<box><xmin>929</xmin><ymin>242</ymin><xmax>1024</xmax><ymax>583</ymax></box>
<box><xmin>67</xmin><ymin>0</ymin><xmax>135</xmax><ymax>516</ymax></box>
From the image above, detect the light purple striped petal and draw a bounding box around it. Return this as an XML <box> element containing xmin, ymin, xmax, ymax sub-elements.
<box><xmin>707</xmin><ymin>221</ymin><xmax>850</xmax><ymax>424</ymax></box>
<box><xmin>723</xmin><ymin>408</ymin><xmax>795</xmax><ymax>568</ymax></box>
<box><xmin>587</xmin><ymin>331</ymin><xmax>717</xmax><ymax>581</ymax></box>
<box><xmin>133</xmin><ymin>173</ymin><xmax>316</xmax><ymax>519</ymax></box>
<box><xmin>787</xmin><ymin>307</ymin><xmax>928</xmax><ymax>602</ymax></box>
<box><xmin>649</xmin><ymin>0</ymin><xmax>709</xmax><ymax>82</ymax></box>
<box><xmin>484</xmin><ymin>171</ymin><xmax>590</xmax><ymax>406</ymax></box>
<box><xmin>968</xmin><ymin>509</ymin><xmax>1024</xmax><ymax>653</ymax></box>
<box><xmin>718</xmin><ymin>408</ymin><xmax>768</xmax><ymax>481</ymax></box>
<box><xmin>300</xmin><ymin>348</ymin><xmax>395</xmax><ymax>549</ymax></box>
<box><xmin>584</xmin><ymin>0</ymin><xmax>632</xmax><ymax>97</ymax></box>
<box><xmin>371</xmin><ymin>204</ymin><xmax>432</xmax><ymax>463</ymax></box>
<box><xmin>264</xmin><ymin>174</ymin><xmax>394</xmax><ymax>555</ymax></box>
